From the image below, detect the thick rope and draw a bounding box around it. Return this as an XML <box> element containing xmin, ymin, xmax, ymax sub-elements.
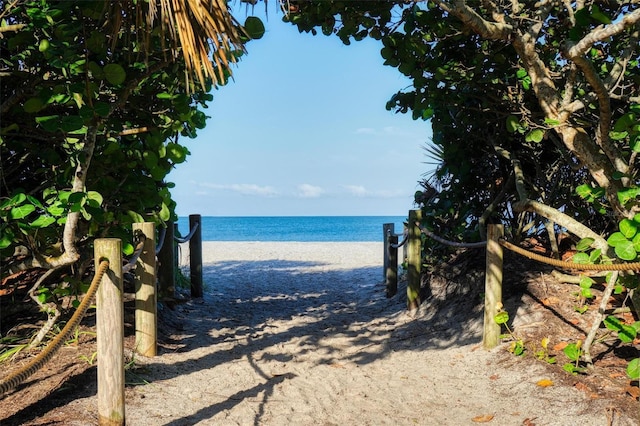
<box><xmin>415</xmin><ymin>222</ymin><xmax>488</xmax><ymax>249</ymax></box>
<box><xmin>0</xmin><ymin>259</ymin><xmax>110</xmax><ymax>397</ymax></box>
<box><xmin>413</xmin><ymin>220</ymin><xmax>640</xmax><ymax>271</ymax></box>
<box><xmin>499</xmin><ymin>239</ymin><xmax>640</xmax><ymax>271</ymax></box>
<box><xmin>174</xmin><ymin>221</ymin><xmax>199</xmax><ymax>244</ymax></box>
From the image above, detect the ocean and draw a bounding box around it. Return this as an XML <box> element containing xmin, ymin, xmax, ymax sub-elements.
<box><xmin>176</xmin><ymin>216</ymin><xmax>407</xmax><ymax>242</ymax></box>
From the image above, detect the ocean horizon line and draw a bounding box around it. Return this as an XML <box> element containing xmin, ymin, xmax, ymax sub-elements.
<box><xmin>177</xmin><ymin>214</ymin><xmax>409</xmax><ymax>218</ymax></box>
<box><xmin>176</xmin><ymin>216</ymin><xmax>406</xmax><ymax>242</ymax></box>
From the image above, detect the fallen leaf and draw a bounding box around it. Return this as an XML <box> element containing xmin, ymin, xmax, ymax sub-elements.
<box><xmin>472</xmin><ymin>414</ymin><xmax>495</xmax><ymax>423</ymax></box>
<box><xmin>570</xmin><ymin>318</ymin><xmax>580</xmax><ymax>325</ymax></box>
<box><xmin>522</xmin><ymin>418</ymin><xmax>537</xmax><ymax>426</ymax></box>
<box><xmin>625</xmin><ymin>386</ymin><xmax>640</xmax><ymax>399</ymax></box>
<box><xmin>542</xmin><ymin>297</ymin><xmax>560</xmax><ymax>306</ymax></box>
<box><xmin>574</xmin><ymin>382</ymin><xmax>589</xmax><ymax>393</ymax></box>
<box><xmin>536</xmin><ymin>379</ymin><xmax>554</xmax><ymax>387</ymax></box>
<box><xmin>553</xmin><ymin>341</ymin><xmax>568</xmax><ymax>351</ymax></box>
<box><xmin>489</xmin><ymin>374</ymin><xmax>500</xmax><ymax>380</ymax></box>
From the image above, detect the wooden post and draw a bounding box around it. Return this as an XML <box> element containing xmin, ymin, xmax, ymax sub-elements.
<box><xmin>407</xmin><ymin>209</ymin><xmax>422</xmax><ymax>310</ymax></box>
<box><xmin>483</xmin><ymin>224</ymin><xmax>504</xmax><ymax>350</ymax></box>
<box><xmin>133</xmin><ymin>222</ymin><xmax>157</xmax><ymax>357</ymax></box>
<box><xmin>157</xmin><ymin>221</ymin><xmax>175</xmax><ymax>300</ymax></box>
<box><xmin>382</xmin><ymin>223</ymin><xmax>395</xmax><ymax>278</ymax></box>
<box><xmin>95</xmin><ymin>239</ymin><xmax>125</xmax><ymax>426</ymax></box>
<box><xmin>189</xmin><ymin>214</ymin><xmax>203</xmax><ymax>298</ymax></box>
<box><xmin>385</xmin><ymin>234</ymin><xmax>398</xmax><ymax>297</ymax></box>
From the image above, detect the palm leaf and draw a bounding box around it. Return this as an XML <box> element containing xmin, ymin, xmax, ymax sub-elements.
<box><xmin>109</xmin><ymin>0</ymin><xmax>247</xmax><ymax>91</ymax></box>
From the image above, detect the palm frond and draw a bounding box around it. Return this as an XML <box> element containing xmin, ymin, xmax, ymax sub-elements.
<box><xmin>109</xmin><ymin>0</ymin><xmax>247</xmax><ymax>91</ymax></box>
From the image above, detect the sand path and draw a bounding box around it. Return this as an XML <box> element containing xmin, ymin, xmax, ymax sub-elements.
<box><xmin>53</xmin><ymin>242</ymin><xmax>636</xmax><ymax>425</ymax></box>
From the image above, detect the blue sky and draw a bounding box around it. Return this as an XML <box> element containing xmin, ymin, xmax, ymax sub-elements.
<box><xmin>170</xmin><ymin>8</ymin><xmax>433</xmax><ymax>217</ymax></box>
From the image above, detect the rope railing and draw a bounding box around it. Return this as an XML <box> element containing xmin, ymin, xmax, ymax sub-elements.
<box><xmin>499</xmin><ymin>238</ymin><xmax>640</xmax><ymax>271</ymax></box>
<box><xmin>386</xmin><ymin>210</ymin><xmax>640</xmax><ymax>366</ymax></box>
<box><xmin>157</xmin><ymin>215</ymin><xmax>203</xmax><ymax>299</ymax></box>
<box><xmin>155</xmin><ymin>226</ymin><xmax>166</xmax><ymax>255</ymax></box>
<box><xmin>174</xmin><ymin>220</ymin><xmax>199</xmax><ymax>244</ymax></box>
<box><xmin>122</xmin><ymin>234</ymin><xmax>147</xmax><ymax>273</ymax></box>
<box><xmin>0</xmin><ymin>260</ymin><xmax>110</xmax><ymax>396</ymax></box>
<box><xmin>389</xmin><ymin>228</ymin><xmax>408</xmax><ymax>249</ymax></box>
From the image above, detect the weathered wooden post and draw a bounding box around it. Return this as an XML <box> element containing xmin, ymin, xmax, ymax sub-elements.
<box><xmin>483</xmin><ymin>224</ymin><xmax>504</xmax><ymax>350</ymax></box>
<box><xmin>157</xmin><ymin>221</ymin><xmax>175</xmax><ymax>300</ymax></box>
<box><xmin>189</xmin><ymin>214</ymin><xmax>203</xmax><ymax>298</ymax></box>
<box><xmin>385</xmin><ymin>234</ymin><xmax>398</xmax><ymax>297</ymax></box>
<box><xmin>382</xmin><ymin>223</ymin><xmax>395</xmax><ymax>278</ymax></box>
<box><xmin>95</xmin><ymin>239</ymin><xmax>125</xmax><ymax>426</ymax></box>
<box><xmin>407</xmin><ymin>209</ymin><xmax>422</xmax><ymax>310</ymax></box>
<box><xmin>133</xmin><ymin>222</ymin><xmax>157</xmax><ymax>357</ymax></box>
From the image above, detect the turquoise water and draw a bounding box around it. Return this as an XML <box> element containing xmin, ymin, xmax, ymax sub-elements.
<box><xmin>176</xmin><ymin>216</ymin><xmax>406</xmax><ymax>242</ymax></box>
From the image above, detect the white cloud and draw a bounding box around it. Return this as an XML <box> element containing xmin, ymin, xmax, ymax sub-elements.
<box><xmin>354</xmin><ymin>127</ymin><xmax>376</xmax><ymax>135</ymax></box>
<box><xmin>199</xmin><ymin>182</ymin><xmax>279</xmax><ymax>197</ymax></box>
<box><xmin>343</xmin><ymin>185</ymin><xmax>368</xmax><ymax>197</ymax></box>
<box><xmin>342</xmin><ymin>185</ymin><xmax>408</xmax><ymax>199</ymax></box>
<box><xmin>296</xmin><ymin>184</ymin><xmax>325</xmax><ymax>198</ymax></box>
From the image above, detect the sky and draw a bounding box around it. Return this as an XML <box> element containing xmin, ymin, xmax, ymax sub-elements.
<box><xmin>170</xmin><ymin>7</ymin><xmax>434</xmax><ymax>217</ymax></box>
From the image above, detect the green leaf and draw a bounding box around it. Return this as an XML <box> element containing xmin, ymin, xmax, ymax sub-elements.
<box><xmin>571</xmin><ymin>252</ymin><xmax>590</xmax><ymax>264</ymax></box>
<box><xmin>10</xmin><ymin>204</ymin><xmax>35</xmax><ymax>219</ymax></box>
<box><xmin>617</xmin><ymin>187</ymin><xmax>640</xmax><ymax>206</ymax></box>
<box><xmin>579</xmin><ymin>275</ymin><xmax>594</xmax><ymax>289</ymax></box>
<box><xmin>103</xmin><ymin>63</ymin><xmax>126</xmax><ymax>85</ymax></box>
<box><xmin>494</xmin><ymin>311</ymin><xmax>509</xmax><ymax>325</ymax></box>
<box><xmin>1</xmin><ymin>193</ymin><xmax>27</xmax><ymax>210</ymax></box>
<box><xmin>127</xmin><ymin>210</ymin><xmax>144</xmax><ymax>223</ymax></box>
<box><xmin>627</xmin><ymin>358</ymin><xmax>640</xmax><ymax>380</ymax></box>
<box><xmin>614</xmin><ymin>112</ymin><xmax>636</xmax><ymax>132</ymax></box>
<box><xmin>60</xmin><ymin>115</ymin><xmax>84</xmax><ymax>132</ymax></box>
<box><xmin>87</xmin><ymin>191</ymin><xmax>103</xmax><ymax>207</ymax></box>
<box><xmin>590</xmin><ymin>4</ymin><xmax>612</xmax><ymax>24</ymax></box>
<box><xmin>35</xmin><ymin>115</ymin><xmax>60</xmax><ymax>132</ymax></box>
<box><xmin>94</xmin><ymin>101</ymin><xmax>110</xmax><ymax>117</ymax></box>
<box><xmin>123</xmin><ymin>242</ymin><xmax>134</xmax><ymax>256</ymax></box>
<box><xmin>516</xmin><ymin>68</ymin><xmax>527</xmax><ymax>79</ymax></box>
<box><xmin>0</xmin><ymin>235</ymin><xmax>13</xmax><ymax>250</ymax></box>
<box><xmin>575</xmin><ymin>237</ymin><xmax>595</xmax><ymax>252</ymax></box>
<box><xmin>30</xmin><ymin>215</ymin><xmax>56</xmax><ymax>228</ymax></box>
<box><xmin>607</xmin><ymin>232</ymin><xmax>629</xmax><ymax>247</ymax></box>
<box><xmin>23</xmin><ymin>97</ymin><xmax>44</xmax><ymax>113</ymax></box>
<box><xmin>619</xmin><ymin>218</ymin><xmax>638</xmax><ymax>239</ymax></box>
<box><xmin>525</xmin><ymin>129</ymin><xmax>544</xmax><ymax>143</ymax></box>
<box><xmin>243</xmin><ymin>16</ymin><xmax>265</xmax><ymax>40</ymax></box>
<box><xmin>563</xmin><ymin>343</ymin><xmax>582</xmax><ymax>362</ymax></box>
<box><xmin>159</xmin><ymin>202</ymin><xmax>171</xmax><ymax>222</ymax></box>
<box><xmin>614</xmin><ymin>240</ymin><xmax>637</xmax><ymax>261</ymax></box>
<box><xmin>604</xmin><ymin>316</ymin><xmax>637</xmax><ymax>343</ymax></box>
<box><xmin>166</xmin><ymin>143</ymin><xmax>188</xmax><ymax>163</ymax></box>
<box><xmin>505</xmin><ymin>115</ymin><xmax>519</xmax><ymax>133</ymax></box>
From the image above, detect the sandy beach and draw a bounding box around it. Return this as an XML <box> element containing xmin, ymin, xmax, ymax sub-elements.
<box><xmin>5</xmin><ymin>242</ymin><xmax>637</xmax><ymax>425</ymax></box>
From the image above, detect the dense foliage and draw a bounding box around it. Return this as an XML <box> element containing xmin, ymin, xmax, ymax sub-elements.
<box><xmin>286</xmin><ymin>0</ymin><xmax>639</xmax><ymax>249</ymax></box>
<box><xmin>286</xmin><ymin>0</ymin><xmax>639</xmax><ymax>375</ymax></box>
<box><xmin>0</xmin><ymin>0</ymin><xmax>263</xmax><ymax>343</ymax></box>
<box><xmin>0</xmin><ymin>1</ymin><xmax>260</xmax><ymax>267</ymax></box>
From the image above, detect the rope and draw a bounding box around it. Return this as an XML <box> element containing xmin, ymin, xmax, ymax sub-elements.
<box><xmin>122</xmin><ymin>235</ymin><xmax>146</xmax><ymax>273</ymax></box>
<box><xmin>410</xmin><ymin>220</ymin><xmax>640</xmax><ymax>271</ymax></box>
<box><xmin>174</xmin><ymin>221</ymin><xmax>199</xmax><ymax>244</ymax></box>
<box><xmin>415</xmin><ymin>221</ymin><xmax>487</xmax><ymax>249</ymax></box>
<box><xmin>499</xmin><ymin>239</ymin><xmax>640</xmax><ymax>271</ymax></box>
<box><xmin>0</xmin><ymin>259</ymin><xmax>110</xmax><ymax>396</ymax></box>
<box><xmin>156</xmin><ymin>227</ymin><xmax>166</xmax><ymax>255</ymax></box>
<box><xmin>388</xmin><ymin>228</ymin><xmax>408</xmax><ymax>249</ymax></box>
